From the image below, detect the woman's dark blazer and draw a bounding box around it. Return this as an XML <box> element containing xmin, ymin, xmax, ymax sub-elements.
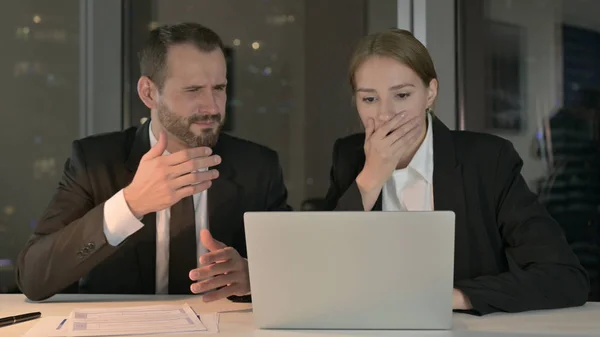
<box><xmin>324</xmin><ymin>116</ymin><xmax>590</xmax><ymax>315</ymax></box>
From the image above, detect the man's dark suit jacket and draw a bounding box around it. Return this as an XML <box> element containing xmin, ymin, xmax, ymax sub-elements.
<box><xmin>324</xmin><ymin>116</ymin><xmax>590</xmax><ymax>315</ymax></box>
<box><xmin>16</xmin><ymin>120</ymin><xmax>291</xmax><ymax>301</ymax></box>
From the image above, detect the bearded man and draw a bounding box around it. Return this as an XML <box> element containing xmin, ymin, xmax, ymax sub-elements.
<box><xmin>16</xmin><ymin>22</ymin><xmax>291</xmax><ymax>301</ymax></box>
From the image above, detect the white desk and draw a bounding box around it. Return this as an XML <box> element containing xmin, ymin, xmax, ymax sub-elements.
<box><xmin>0</xmin><ymin>294</ymin><xmax>598</xmax><ymax>337</ymax></box>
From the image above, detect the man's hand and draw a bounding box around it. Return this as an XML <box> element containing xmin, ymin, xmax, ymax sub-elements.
<box><xmin>189</xmin><ymin>229</ymin><xmax>250</xmax><ymax>302</ymax></box>
<box><xmin>123</xmin><ymin>130</ymin><xmax>221</xmax><ymax>218</ymax></box>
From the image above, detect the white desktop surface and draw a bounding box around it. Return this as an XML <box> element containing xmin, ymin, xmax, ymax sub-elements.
<box><xmin>0</xmin><ymin>294</ymin><xmax>598</xmax><ymax>337</ymax></box>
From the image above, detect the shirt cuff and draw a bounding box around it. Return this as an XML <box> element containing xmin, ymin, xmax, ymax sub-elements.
<box><xmin>103</xmin><ymin>189</ymin><xmax>144</xmax><ymax>246</ymax></box>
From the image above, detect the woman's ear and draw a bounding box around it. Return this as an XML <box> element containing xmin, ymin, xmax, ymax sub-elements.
<box><xmin>426</xmin><ymin>78</ymin><xmax>438</xmax><ymax>109</ymax></box>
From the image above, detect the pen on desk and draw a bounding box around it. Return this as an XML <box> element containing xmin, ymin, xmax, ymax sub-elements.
<box><xmin>0</xmin><ymin>312</ymin><xmax>42</xmax><ymax>328</ymax></box>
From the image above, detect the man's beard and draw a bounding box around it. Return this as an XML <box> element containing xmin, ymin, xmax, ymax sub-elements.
<box><xmin>157</xmin><ymin>101</ymin><xmax>224</xmax><ymax>148</ymax></box>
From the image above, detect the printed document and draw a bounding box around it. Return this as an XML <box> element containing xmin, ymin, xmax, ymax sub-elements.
<box><xmin>63</xmin><ymin>303</ymin><xmax>207</xmax><ymax>336</ymax></box>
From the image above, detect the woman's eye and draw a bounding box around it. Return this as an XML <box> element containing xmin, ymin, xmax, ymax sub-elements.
<box><xmin>362</xmin><ymin>97</ymin><xmax>376</xmax><ymax>103</ymax></box>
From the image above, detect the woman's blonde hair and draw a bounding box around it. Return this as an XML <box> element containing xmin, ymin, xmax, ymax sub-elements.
<box><xmin>348</xmin><ymin>29</ymin><xmax>438</xmax><ymax>92</ymax></box>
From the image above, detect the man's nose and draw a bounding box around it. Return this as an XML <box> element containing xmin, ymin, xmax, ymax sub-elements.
<box><xmin>198</xmin><ymin>92</ymin><xmax>219</xmax><ymax>114</ymax></box>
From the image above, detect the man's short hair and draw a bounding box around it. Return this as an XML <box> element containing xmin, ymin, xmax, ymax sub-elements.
<box><xmin>138</xmin><ymin>22</ymin><xmax>224</xmax><ymax>89</ymax></box>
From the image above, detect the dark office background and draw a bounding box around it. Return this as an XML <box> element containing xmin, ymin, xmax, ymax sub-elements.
<box><xmin>1</xmin><ymin>0</ymin><xmax>598</xmax><ymax>299</ymax></box>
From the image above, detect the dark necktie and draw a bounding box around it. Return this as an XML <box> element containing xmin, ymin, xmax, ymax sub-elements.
<box><xmin>168</xmin><ymin>196</ymin><xmax>197</xmax><ymax>294</ymax></box>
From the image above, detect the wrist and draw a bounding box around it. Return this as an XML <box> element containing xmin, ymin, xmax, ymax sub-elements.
<box><xmin>453</xmin><ymin>289</ymin><xmax>473</xmax><ymax>310</ymax></box>
<box><xmin>356</xmin><ymin>169</ymin><xmax>384</xmax><ymax>193</ymax></box>
<box><xmin>123</xmin><ymin>186</ymin><xmax>144</xmax><ymax>219</ymax></box>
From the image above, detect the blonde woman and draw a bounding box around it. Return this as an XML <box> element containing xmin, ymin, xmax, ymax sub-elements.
<box><xmin>324</xmin><ymin>29</ymin><xmax>589</xmax><ymax>315</ymax></box>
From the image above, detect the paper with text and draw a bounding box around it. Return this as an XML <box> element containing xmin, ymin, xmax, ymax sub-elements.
<box><xmin>64</xmin><ymin>303</ymin><xmax>206</xmax><ymax>336</ymax></box>
<box><xmin>24</xmin><ymin>312</ymin><xmax>220</xmax><ymax>337</ymax></box>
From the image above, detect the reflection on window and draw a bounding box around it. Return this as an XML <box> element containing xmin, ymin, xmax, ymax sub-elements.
<box><xmin>459</xmin><ymin>0</ymin><xmax>600</xmax><ymax>301</ymax></box>
<box><xmin>0</xmin><ymin>0</ymin><xmax>80</xmax><ymax>293</ymax></box>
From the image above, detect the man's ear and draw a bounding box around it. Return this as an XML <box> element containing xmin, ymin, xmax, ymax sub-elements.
<box><xmin>138</xmin><ymin>76</ymin><xmax>159</xmax><ymax>109</ymax></box>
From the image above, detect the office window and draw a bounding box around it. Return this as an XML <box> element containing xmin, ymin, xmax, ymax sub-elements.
<box><xmin>0</xmin><ymin>0</ymin><xmax>80</xmax><ymax>292</ymax></box>
<box><xmin>0</xmin><ymin>0</ymin><xmax>397</xmax><ymax>293</ymax></box>
<box><xmin>458</xmin><ymin>0</ymin><xmax>600</xmax><ymax>300</ymax></box>
<box><xmin>124</xmin><ymin>0</ymin><xmax>395</xmax><ymax>208</ymax></box>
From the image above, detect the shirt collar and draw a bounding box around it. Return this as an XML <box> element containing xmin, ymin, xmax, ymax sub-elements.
<box><xmin>407</xmin><ymin>112</ymin><xmax>434</xmax><ymax>183</ymax></box>
<box><xmin>148</xmin><ymin>121</ymin><xmax>171</xmax><ymax>155</ymax></box>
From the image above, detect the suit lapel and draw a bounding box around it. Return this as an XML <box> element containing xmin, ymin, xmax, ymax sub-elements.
<box><xmin>124</xmin><ymin>120</ymin><xmax>157</xmax><ymax>293</ymax></box>
<box><xmin>207</xmin><ymin>135</ymin><xmax>239</xmax><ymax>247</ymax></box>
<box><xmin>432</xmin><ymin>117</ymin><xmax>465</xmax><ymax>212</ymax></box>
<box><xmin>136</xmin><ymin>212</ymin><xmax>157</xmax><ymax>293</ymax></box>
<box><xmin>373</xmin><ymin>194</ymin><xmax>383</xmax><ymax>211</ymax></box>
<box><xmin>125</xmin><ymin>120</ymin><xmax>151</xmax><ymax>172</ymax></box>
<box><xmin>431</xmin><ymin>117</ymin><xmax>469</xmax><ymax>280</ymax></box>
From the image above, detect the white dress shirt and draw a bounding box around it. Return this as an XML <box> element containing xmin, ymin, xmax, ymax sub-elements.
<box><xmin>382</xmin><ymin>113</ymin><xmax>434</xmax><ymax>211</ymax></box>
<box><xmin>102</xmin><ymin>122</ymin><xmax>208</xmax><ymax>294</ymax></box>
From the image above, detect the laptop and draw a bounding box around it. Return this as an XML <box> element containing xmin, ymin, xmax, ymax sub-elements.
<box><xmin>243</xmin><ymin>211</ymin><xmax>456</xmax><ymax>330</ymax></box>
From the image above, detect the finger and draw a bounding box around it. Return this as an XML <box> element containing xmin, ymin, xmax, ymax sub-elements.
<box><xmin>365</xmin><ymin>118</ymin><xmax>375</xmax><ymax>140</ymax></box>
<box><xmin>141</xmin><ymin>129</ymin><xmax>168</xmax><ymax>161</ymax></box>
<box><xmin>171</xmin><ymin>170</ymin><xmax>219</xmax><ymax>189</ymax></box>
<box><xmin>390</xmin><ymin>118</ymin><xmax>423</xmax><ymax>150</ymax></box>
<box><xmin>383</xmin><ymin>115</ymin><xmax>421</xmax><ymax>146</ymax></box>
<box><xmin>391</xmin><ymin>131</ymin><xmax>422</xmax><ymax>159</ymax></box>
<box><xmin>405</xmin><ymin>121</ymin><xmax>425</xmax><ymax>144</ymax></box>
<box><xmin>373</xmin><ymin>111</ymin><xmax>407</xmax><ymax>139</ymax></box>
<box><xmin>171</xmin><ymin>155</ymin><xmax>221</xmax><ymax>176</ymax></box>
<box><xmin>200</xmin><ymin>247</ymin><xmax>237</xmax><ymax>265</ymax></box>
<box><xmin>202</xmin><ymin>283</ymin><xmax>244</xmax><ymax>302</ymax></box>
<box><xmin>189</xmin><ymin>260</ymin><xmax>234</xmax><ymax>281</ymax></box>
<box><xmin>191</xmin><ymin>272</ymin><xmax>238</xmax><ymax>294</ymax></box>
<box><xmin>201</xmin><ymin>229</ymin><xmax>227</xmax><ymax>251</ymax></box>
<box><xmin>174</xmin><ymin>180</ymin><xmax>212</xmax><ymax>199</ymax></box>
<box><xmin>164</xmin><ymin>147</ymin><xmax>213</xmax><ymax>166</ymax></box>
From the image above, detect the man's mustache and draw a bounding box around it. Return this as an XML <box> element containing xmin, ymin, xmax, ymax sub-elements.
<box><xmin>188</xmin><ymin>114</ymin><xmax>222</xmax><ymax>124</ymax></box>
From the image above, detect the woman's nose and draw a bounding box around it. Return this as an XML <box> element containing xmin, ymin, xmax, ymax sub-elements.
<box><xmin>377</xmin><ymin>110</ymin><xmax>394</xmax><ymax>122</ymax></box>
